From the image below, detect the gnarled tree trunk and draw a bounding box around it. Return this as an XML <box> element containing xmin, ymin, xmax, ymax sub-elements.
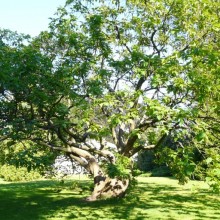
<box><xmin>86</xmin><ymin>174</ymin><xmax>129</xmax><ymax>201</ymax></box>
<box><xmin>78</xmin><ymin>157</ymin><xmax>129</xmax><ymax>201</ymax></box>
<box><xmin>54</xmin><ymin>145</ymin><xmax>130</xmax><ymax>201</ymax></box>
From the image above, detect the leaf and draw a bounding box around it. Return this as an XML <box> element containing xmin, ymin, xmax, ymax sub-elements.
<box><xmin>196</xmin><ymin>131</ymin><xmax>206</xmax><ymax>142</ymax></box>
<box><xmin>206</xmin><ymin>157</ymin><xmax>213</xmax><ymax>165</ymax></box>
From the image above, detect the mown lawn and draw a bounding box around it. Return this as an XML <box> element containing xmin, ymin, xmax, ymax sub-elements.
<box><xmin>0</xmin><ymin>176</ymin><xmax>219</xmax><ymax>220</ymax></box>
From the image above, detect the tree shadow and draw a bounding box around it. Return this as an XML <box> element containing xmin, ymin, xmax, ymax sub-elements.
<box><xmin>0</xmin><ymin>179</ymin><xmax>90</xmax><ymax>220</ymax></box>
<box><xmin>0</xmin><ymin>178</ymin><xmax>219</xmax><ymax>220</ymax></box>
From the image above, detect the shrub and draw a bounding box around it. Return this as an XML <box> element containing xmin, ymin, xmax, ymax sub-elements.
<box><xmin>139</xmin><ymin>172</ymin><xmax>152</xmax><ymax>177</ymax></box>
<box><xmin>151</xmin><ymin>166</ymin><xmax>172</xmax><ymax>177</ymax></box>
<box><xmin>0</xmin><ymin>164</ymin><xmax>42</xmax><ymax>182</ymax></box>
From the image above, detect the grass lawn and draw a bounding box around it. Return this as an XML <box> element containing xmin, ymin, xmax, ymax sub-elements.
<box><xmin>0</xmin><ymin>176</ymin><xmax>219</xmax><ymax>220</ymax></box>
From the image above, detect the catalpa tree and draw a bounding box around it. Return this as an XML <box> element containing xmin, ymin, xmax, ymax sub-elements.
<box><xmin>0</xmin><ymin>0</ymin><xmax>220</xmax><ymax>200</ymax></box>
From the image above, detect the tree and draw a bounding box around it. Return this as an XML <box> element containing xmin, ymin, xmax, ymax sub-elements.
<box><xmin>0</xmin><ymin>0</ymin><xmax>220</xmax><ymax>200</ymax></box>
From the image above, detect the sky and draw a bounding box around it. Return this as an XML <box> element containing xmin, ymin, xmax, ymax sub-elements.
<box><xmin>0</xmin><ymin>0</ymin><xmax>67</xmax><ymax>37</ymax></box>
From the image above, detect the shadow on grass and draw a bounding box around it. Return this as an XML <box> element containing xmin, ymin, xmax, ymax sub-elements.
<box><xmin>0</xmin><ymin>179</ymin><xmax>89</xmax><ymax>220</ymax></box>
<box><xmin>0</xmin><ymin>178</ymin><xmax>219</xmax><ymax>220</ymax></box>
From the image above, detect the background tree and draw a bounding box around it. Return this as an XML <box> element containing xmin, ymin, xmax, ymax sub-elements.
<box><xmin>0</xmin><ymin>0</ymin><xmax>220</xmax><ymax>199</ymax></box>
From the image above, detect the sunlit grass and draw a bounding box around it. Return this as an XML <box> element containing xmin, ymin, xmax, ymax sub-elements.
<box><xmin>0</xmin><ymin>176</ymin><xmax>219</xmax><ymax>219</ymax></box>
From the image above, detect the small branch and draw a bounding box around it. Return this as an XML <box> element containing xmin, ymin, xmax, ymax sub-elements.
<box><xmin>0</xmin><ymin>135</ymin><xmax>10</xmax><ymax>142</ymax></box>
<box><xmin>135</xmin><ymin>76</ymin><xmax>146</xmax><ymax>91</ymax></box>
<box><xmin>123</xmin><ymin>43</ymin><xmax>132</xmax><ymax>54</ymax></box>
<box><xmin>198</xmin><ymin>116</ymin><xmax>220</xmax><ymax>124</ymax></box>
<box><xmin>100</xmin><ymin>150</ymin><xmax>116</xmax><ymax>164</ymax></box>
<box><xmin>138</xmin><ymin>119</ymin><xmax>158</xmax><ymax>130</ymax></box>
<box><xmin>31</xmin><ymin>139</ymin><xmax>58</xmax><ymax>150</ymax></box>
<box><xmin>180</xmin><ymin>44</ymin><xmax>189</xmax><ymax>52</ymax></box>
<box><xmin>131</xmin><ymin>144</ymin><xmax>156</xmax><ymax>155</ymax></box>
<box><xmin>113</xmin><ymin>73</ymin><xmax>127</xmax><ymax>91</ymax></box>
<box><xmin>115</xmin><ymin>25</ymin><xmax>121</xmax><ymax>40</ymax></box>
<box><xmin>131</xmin><ymin>134</ymin><xmax>167</xmax><ymax>156</ymax></box>
<box><xmin>118</xmin><ymin>125</ymin><xmax>125</xmax><ymax>148</ymax></box>
<box><xmin>150</xmin><ymin>29</ymin><xmax>160</xmax><ymax>56</ymax></box>
<box><xmin>100</xmin><ymin>137</ymin><xmax>105</xmax><ymax>150</ymax></box>
<box><xmin>111</xmin><ymin>127</ymin><xmax>118</xmax><ymax>146</ymax></box>
<box><xmin>63</xmin><ymin>127</ymin><xmax>88</xmax><ymax>142</ymax></box>
<box><xmin>101</xmin><ymin>106</ymin><xmax>110</xmax><ymax>117</ymax></box>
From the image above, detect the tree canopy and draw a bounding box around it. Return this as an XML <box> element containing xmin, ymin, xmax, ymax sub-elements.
<box><xmin>0</xmin><ymin>0</ymin><xmax>220</xmax><ymax>198</ymax></box>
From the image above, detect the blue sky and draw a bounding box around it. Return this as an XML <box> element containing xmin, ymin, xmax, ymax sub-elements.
<box><xmin>0</xmin><ymin>0</ymin><xmax>66</xmax><ymax>36</ymax></box>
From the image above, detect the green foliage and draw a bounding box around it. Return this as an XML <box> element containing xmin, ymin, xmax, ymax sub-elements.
<box><xmin>132</xmin><ymin>169</ymin><xmax>143</xmax><ymax>177</ymax></box>
<box><xmin>205</xmin><ymin>151</ymin><xmax>220</xmax><ymax>193</ymax></box>
<box><xmin>105</xmin><ymin>154</ymin><xmax>132</xmax><ymax>179</ymax></box>
<box><xmin>0</xmin><ymin>164</ymin><xmax>42</xmax><ymax>182</ymax></box>
<box><xmin>157</xmin><ymin>146</ymin><xmax>196</xmax><ymax>184</ymax></box>
<box><xmin>0</xmin><ymin>140</ymin><xmax>57</xmax><ymax>174</ymax></box>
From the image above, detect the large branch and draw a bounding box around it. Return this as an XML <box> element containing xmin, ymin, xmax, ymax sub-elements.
<box><xmin>63</xmin><ymin>127</ymin><xmax>89</xmax><ymax>142</ymax></box>
<box><xmin>85</xmin><ymin>141</ymin><xmax>116</xmax><ymax>163</ymax></box>
<box><xmin>121</xmin><ymin>118</ymin><xmax>158</xmax><ymax>156</ymax></box>
<box><xmin>122</xmin><ymin>134</ymin><xmax>138</xmax><ymax>157</ymax></box>
<box><xmin>68</xmin><ymin>154</ymin><xmax>90</xmax><ymax>171</ymax></box>
<box><xmin>53</xmin><ymin>145</ymin><xmax>101</xmax><ymax>176</ymax></box>
<box><xmin>131</xmin><ymin>134</ymin><xmax>167</xmax><ymax>156</ymax></box>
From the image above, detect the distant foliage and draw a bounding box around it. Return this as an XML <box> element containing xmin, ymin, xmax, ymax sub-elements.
<box><xmin>0</xmin><ymin>165</ymin><xmax>42</xmax><ymax>182</ymax></box>
<box><xmin>136</xmin><ymin>150</ymin><xmax>156</xmax><ymax>172</ymax></box>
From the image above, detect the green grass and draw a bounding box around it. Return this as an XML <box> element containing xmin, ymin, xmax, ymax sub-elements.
<box><xmin>0</xmin><ymin>176</ymin><xmax>219</xmax><ymax>220</ymax></box>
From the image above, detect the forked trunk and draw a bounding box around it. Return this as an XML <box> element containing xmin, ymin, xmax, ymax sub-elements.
<box><xmin>86</xmin><ymin>174</ymin><xmax>129</xmax><ymax>201</ymax></box>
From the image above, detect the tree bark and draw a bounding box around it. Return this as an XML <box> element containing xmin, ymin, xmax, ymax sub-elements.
<box><xmin>86</xmin><ymin>175</ymin><xmax>129</xmax><ymax>201</ymax></box>
<box><xmin>84</xmin><ymin>157</ymin><xmax>129</xmax><ymax>201</ymax></box>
